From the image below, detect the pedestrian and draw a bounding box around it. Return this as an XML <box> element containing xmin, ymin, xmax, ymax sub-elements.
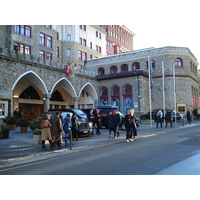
<box><xmin>71</xmin><ymin>113</ymin><xmax>79</xmax><ymax>141</ymax></box>
<box><xmin>186</xmin><ymin>108</ymin><xmax>192</xmax><ymax>124</ymax></box>
<box><xmin>130</xmin><ymin>109</ymin><xmax>137</xmax><ymax>140</ymax></box>
<box><xmin>165</xmin><ymin>110</ymin><xmax>173</xmax><ymax>128</ymax></box>
<box><xmin>50</xmin><ymin>111</ymin><xmax>64</xmax><ymax>150</ymax></box>
<box><xmin>124</xmin><ymin>110</ymin><xmax>134</xmax><ymax>142</ymax></box>
<box><xmin>156</xmin><ymin>110</ymin><xmax>163</xmax><ymax>128</ymax></box>
<box><xmin>40</xmin><ymin>114</ymin><xmax>53</xmax><ymax>148</ymax></box>
<box><xmin>87</xmin><ymin>109</ymin><xmax>95</xmax><ymax>135</ymax></box>
<box><xmin>63</xmin><ymin>113</ymin><xmax>71</xmax><ymax>146</ymax></box>
<box><xmin>197</xmin><ymin>108</ymin><xmax>200</xmax><ymax>120</ymax></box>
<box><xmin>95</xmin><ymin>109</ymin><xmax>101</xmax><ymax>134</ymax></box>
<box><xmin>13</xmin><ymin>107</ymin><xmax>22</xmax><ymax>118</ymax></box>
<box><xmin>108</xmin><ymin>111</ymin><xmax>115</xmax><ymax>137</ymax></box>
<box><xmin>112</xmin><ymin>110</ymin><xmax>121</xmax><ymax>139</ymax></box>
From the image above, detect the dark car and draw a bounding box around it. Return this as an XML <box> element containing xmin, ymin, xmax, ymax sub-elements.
<box><xmin>47</xmin><ymin>109</ymin><xmax>90</xmax><ymax>136</ymax></box>
<box><xmin>96</xmin><ymin>105</ymin><xmax>141</xmax><ymax>130</ymax></box>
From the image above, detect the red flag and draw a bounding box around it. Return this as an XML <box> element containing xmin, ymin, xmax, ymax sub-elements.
<box><xmin>66</xmin><ymin>62</ymin><xmax>70</xmax><ymax>77</ymax></box>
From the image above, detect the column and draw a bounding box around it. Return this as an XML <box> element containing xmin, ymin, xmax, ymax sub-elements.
<box><xmin>73</xmin><ymin>97</ymin><xmax>79</xmax><ymax>109</ymax></box>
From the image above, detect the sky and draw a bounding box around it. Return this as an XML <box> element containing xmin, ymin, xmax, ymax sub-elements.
<box><xmin>4</xmin><ymin>0</ymin><xmax>199</xmax><ymax>66</ymax></box>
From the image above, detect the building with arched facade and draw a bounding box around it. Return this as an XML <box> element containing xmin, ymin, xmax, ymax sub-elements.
<box><xmin>0</xmin><ymin>25</ymin><xmax>199</xmax><ymax>119</ymax></box>
<box><xmin>85</xmin><ymin>46</ymin><xmax>199</xmax><ymax>115</ymax></box>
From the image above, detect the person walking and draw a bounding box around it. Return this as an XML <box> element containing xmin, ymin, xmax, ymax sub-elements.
<box><xmin>63</xmin><ymin>113</ymin><xmax>71</xmax><ymax>146</ymax></box>
<box><xmin>40</xmin><ymin>114</ymin><xmax>52</xmax><ymax>148</ymax></box>
<box><xmin>165</xmin><ymin>110</ymin><xmax>173</xmax><ymax>128</ymax></box>
<box><xmin>156</xmin><ymin>110</ymin><xmax>163</xmax><ymax>128</ymax></box>
<box><xmin>95</xmin><ymin>109</ymin><xmax>101</xmax><ymax>135</ymax></box>
<box><xmin>124</xmin><ymin>110</ymin><xmax>134</xmax><ymax>142</ymax></box>
<box><xmin>130</xmin><ymin>109</ymin><xmax>137</xmax><ymax>140</ymax></box>
<box><xmin>108</xmin><ymin>111</ymin><xmax>114</xmax><ymax>137</ymax></box>
<box><xmin>112</xmin><ymin>110</ymin><xmax>121</xmax><ymax>139</ymax></box>
<box><xmin>186</xmin><ymin>108</ymin><xmax>192</xmax><ymax>124</ymax></box>
<box><xmin>71</xmin><ymin>113</ymin><xmax>79</xmax><ymax>141</ymax></box>
<box><xmin>50</xmin><ymin>111</ymin><xmax>64</xmax><ymax>150</ymax></box>
<box><xmin>87</xmin><ymin>109</ymin><xmax>95</xmax><ymax>135</ymax></box>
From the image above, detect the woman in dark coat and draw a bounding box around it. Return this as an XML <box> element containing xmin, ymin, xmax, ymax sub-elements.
<box><xmin>125</xmin><ymin>110</ymin><xmax>134</xmax><ymax>142</ymax></box>
<box><xmin>71</xmin><ymin>114</ymin><xmax>78</xmax><ymax>141</ymax></box>
<box><xmin>108</xmin><ymin>111</ymin><xmax>114</xmax><ymax>137</ymax></box>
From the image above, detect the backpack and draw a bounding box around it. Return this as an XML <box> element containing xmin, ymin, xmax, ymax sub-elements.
<box><xmin>157</xmin><ymin>112</ymin><xmax>162</xmax><ymax>119</ymax></box>
<box><xmin>40</xmin><ymin>120</ymin><xmax>45</xmax><ymax>128</ymax></box>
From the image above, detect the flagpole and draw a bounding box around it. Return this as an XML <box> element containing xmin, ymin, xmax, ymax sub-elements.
<box><xmin>162</xmin><ymin>61</ymin><xmax>166</xmax><ymax>122</ymax></box>
<box><xmin>148</xmin><ymin>56</ymin><xmax>152</xmax><ymax>128</ymax></box>
<box><xmin>173</xmin><ymin>64</ymin><xmax>177</xmax><ymax>124</ymax></box>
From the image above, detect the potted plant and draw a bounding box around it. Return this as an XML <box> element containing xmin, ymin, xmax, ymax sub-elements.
<box><xmin>17</xmin><ymin>117</ymin><xmax>30</xmax><ymax>133</ymax></box>
<box><xmin>32</xmin><ymin>128</ymin><xmax>42</xmax><ymax>145</ymax></box>
<box><xmin>1</xmin><ymin>124</ymin><xmax>11</xmax><ymax>139</ymax></box>
<box><xmin>29</xmin><ymin>118</ymin><xmax>42</xmax><ymax>132</ymax></box>
<box><xmin>3</xmin><ymin>116</ymin><xmax>17</xmax><ymax>130</ymax></box>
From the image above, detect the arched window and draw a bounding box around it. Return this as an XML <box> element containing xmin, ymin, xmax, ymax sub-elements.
<box><xmin>123</xmin><ymin>84</ymin><xmax>132</xmax><ymax>95</ymax></box>
<box><xmin>98</xmin><ymin>67</ymin><xmax>105</xmax><ymax>75</ymax></box>
<box><xmin>101</xmin><ymin>86</ymin><xmax>108</xmax><ymax>96</ymax></box>
<box><xmin>175</xmin><ymin>58</ymin><xmax>183</xmax><ymax>67</ymax></box>
<box><xmin>112</xmin><ymin>85</ymin><xmax>120</xmax><ymax>96</ymax></box>
<box><xmin>132</xmin><ymin>62</ymin><xmax>140</xmax><ymax>71</ymax></box>
<box><xmin>19</xmin><ymin>86</ymin><xmax>40</xmax><ymax>100</ymax></box>
<box><xmin>110</xmin><ymin>65</ymin><xmax>117</xmax><ymax>74</ymax></box>
<box><xmin>146</xmin><ymin>60</ymin><xmax>155</xmax><ymax>69</ymax></box>
<box><xmin>50</xmin><ymin>90</ymin><xmax>64</xmax><ymax>101</ymax></box>
<box><xmin>121</xmin><ymin>64</ymin><xmax>128</xmax><ymax>72</ymax></box>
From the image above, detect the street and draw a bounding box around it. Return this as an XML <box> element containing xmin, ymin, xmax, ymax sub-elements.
<box><xmin>1</xmin><ymin>123</ymin><xmax>200</xmax><ymax>175</ymax></box>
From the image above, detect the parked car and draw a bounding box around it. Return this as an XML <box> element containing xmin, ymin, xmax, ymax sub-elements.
<box><xmin>44</xmin><ymin>109</ymin><xmax>90</xmax><ymax>137</ymax></box>
<box><xmin>96</xmin><ymin>105</ymin><xmax>141</xmax><ymax>130</ymax></box>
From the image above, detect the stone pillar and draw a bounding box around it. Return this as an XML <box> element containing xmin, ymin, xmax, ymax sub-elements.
<box><xmin>94</xmin><ymin>99</ymin><xmax>98</xmax><ymax>108</ymax></box>
<box><xmin>73</xmin><ymin>97</ymin><xmax>79</xmax><ymax>109</ymax></box>
<box><xmin>43</xmin><ymin>93</ymin><xmax>51</xmax><ymax>112</ymax></box>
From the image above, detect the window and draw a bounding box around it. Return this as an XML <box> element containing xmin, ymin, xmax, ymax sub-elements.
<box><xmin>121</xmin><ymin>64</ymin><xmax>128</xmax><ymax>72</ymax></box>
<box><xmin>39</xmin><ymin>50</ymin><xmax>45</xmax><ymax>59</ymax></box>
<box><xmin>175</xmin><ymin>58</ymin><xmax>183</xmax><ymax>67</ymax></box>
<box><xmin>110</xmin><ymin>65</ymin><xmax>117</xmax><ymax>74</ymax></box>
<box><xmin>101</xmin><ymin>87</ymin><xmax>108</xmax><ymax>96</ymax></box>
<box><xmin>14</xmin><ymin>25</ymin><xmax>31</xmax><ymax>37</ymax></box>
<box><xmin>96</xmin><ymin>31</ymin><xmax>98</xmax><ymax>37</ymax></box>
<box><xmin>90</xmin><ymin>42</ymin><xmax>92</xmax><ymax>49</ymax></box>
<box><xmin>79</xmin><ymin>37</ymin><xmax>82</xmax><ymax>45</ymax></box>
<box><xmin>56</xmin><ymin>46</ymin><xmax>59</xmax><ymax>57</ymax></box>
<box><xmin>67</xmin><ymin>34</ymin><xmax>71</xmax><ymax>42</ymax></box>
<box><xmin>146</xmin><ymin>60</ymin><xmax>155</xmax><ymax>69</ymax></box>
<box><xmin>46</xmin><ymin>36</ymin><xmax>52</xmax><ymax>48</ymax></box>
<box><xmin>99</xmin><ymin>33</ymin><xmax>101</xmax><ymax>39</ymax></box>
<box><xmin>14</xmin><ymin>42</ymin><xmax>31</xmax><ymax>55</ymax></box>
<box><xmin>124</xmin><ymin>84</ymin><xmax>132</xmax><ymax>95</ymax></box>
<box><xmin>78</xmin><ymin>50</ymin><xmax>82</xmax><ymax>60</ymax></box>
<box><xmin>96</xmin><ymin>45</ymin><xmax>102</xmax><ymax>53</ymax></box>
<box><xmin>46</xmin><ymin>52</ymin><xmax>52</xmax><ymax>60</ymax></box>
<box><xmin>79</xmin><ymin>25</ymin><xmax>82</xmax><ymax>29</ymax></box>
<box><xmin>83</xmin><ymin>52</ymin><xmax>87</xmax><ymax>61</ymax></box>
<box><xmin>40</xmin><ymin>33</ymin><xmax>45</xmax><ymax>46</ymax></box>
<box><xmin>98</xmin><ymin>67</ymin><xmax>105</xmax><ymax>75</ymax></box>
<box><xmin>83</xmin><ymin>39</ymin><xmax>86</xmax><ymax>46</ymax></box>
<box><xmin>83</xmin><ymin>25</ymin><xmax>86</xmax><ymax>31</ymax></box>
<box><xmin>67</xmin><ymin>49</ymin><xmax>71</xmax><ymax>57</ymax></box>
<box><xmin>112</xmin><ymin>86</ymin><xmax>120</xmax><ymax>96</ymax></box>
<box><xmin>40</xmin><ymin>33</ymin><xmax>52</xmax><ymax>48</ymax></box>
<box><xmin>132</xmin><ymin>62</ymin><xmax>140</xmax><ymax>70</ymax></box>
<box><xmin>90</xmin><ymin>55</ymin><xmax>92</xmax><ymax>59</ymax></box>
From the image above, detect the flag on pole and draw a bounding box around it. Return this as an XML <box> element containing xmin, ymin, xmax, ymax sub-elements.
<box><xmin>65</xmin><ymin>62</ymin><xmax>78</xmax><ymax>78</ymax></box>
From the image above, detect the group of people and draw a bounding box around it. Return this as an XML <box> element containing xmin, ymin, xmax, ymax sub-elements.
<box><xmin>40</xmin><ymin>111</ymin><xmax>79</xmax><ymax>150</ymax></box>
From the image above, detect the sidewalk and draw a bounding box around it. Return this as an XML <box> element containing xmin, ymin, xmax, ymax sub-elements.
<box><xmin>0</xmin><ymin>120</ymin><xmax>197</xmax><ymax>169</ymax></box>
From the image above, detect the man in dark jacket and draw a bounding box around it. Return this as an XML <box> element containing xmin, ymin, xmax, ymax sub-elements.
<box><xmin>165</xmin><ymin>110</ymin><xmax>173</xmax><ymax>127</ymax></box>
<box><xmin>112</xmin><ymin>110</ymin><xmax>121</xmax><ymax>138</ymax></box>
<box><xmin>50</xmin><ymin>111</ymin><xmax>64</xmax><ymax>150</ymax></box>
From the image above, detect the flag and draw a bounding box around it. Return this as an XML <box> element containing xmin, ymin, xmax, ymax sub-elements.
<box><xmin>66</xmin><ymin>62</ymin><xmax>79</xmax><ymax>78</ymax></box>
<box><xmin>148</xmin><ymin>57</ymin><xmax>153</xmax><ymax>90</ymax></box>
<box><xmin>66</xmin><ymin>62</ymin><xmax>70</xmax><ymax>77</ymax></box>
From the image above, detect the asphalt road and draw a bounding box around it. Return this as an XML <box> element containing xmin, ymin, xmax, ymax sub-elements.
<box><xmin>1</xmin><ymin>124</ymin><xmax>200</xmax><ymax>175</ymax></box>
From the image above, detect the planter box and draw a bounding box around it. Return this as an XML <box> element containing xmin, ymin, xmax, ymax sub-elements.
<box><xmin>33</xmin><ymin>135</ymin><xmax>42</xmax><ymax>145</ymax></box>
<box><xmin>20</xmin><ymin>126</ymin><xmax>28</xmax><ymax>133</ymax></box>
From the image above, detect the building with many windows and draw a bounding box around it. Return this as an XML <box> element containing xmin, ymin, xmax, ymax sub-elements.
<box><xmin>0</xmin><ymin>25</ymin><xmax>199</xmax><ymax>120</ymax></box>
<box><xmin>102</xmin><ymin>25</ymin><xmax>135</xmax><ymax>55</ymax></box>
